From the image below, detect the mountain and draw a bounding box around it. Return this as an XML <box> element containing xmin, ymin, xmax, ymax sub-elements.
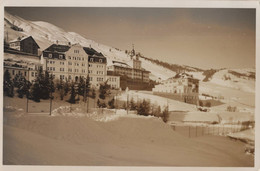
<box><xmin>4</xmin><ymin>11</ymin><xmax>255</xmax><ymax>94</ymax></box>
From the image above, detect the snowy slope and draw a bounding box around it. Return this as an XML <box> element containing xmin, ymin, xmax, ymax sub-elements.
<box><xmin>207</xmin><ymin>69</ymin><xmax>255</xmax><ymax>93</ymax></box>
<box><xmin>4</xmin><ymin>11</ymin><xmax>176</xmax><ymax>81</ymax></box>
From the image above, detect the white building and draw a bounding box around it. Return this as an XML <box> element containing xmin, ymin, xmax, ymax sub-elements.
<box><xmin>153</xmin><ymin>73</ymin><xmax>199</xmax><ymax>104</ymax></box>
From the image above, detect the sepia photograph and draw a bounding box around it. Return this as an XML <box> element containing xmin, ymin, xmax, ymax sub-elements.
<box><xmin>1</xmin><ymin>1</ymin><xmax>259</xmax><ymax>170</ymax></box>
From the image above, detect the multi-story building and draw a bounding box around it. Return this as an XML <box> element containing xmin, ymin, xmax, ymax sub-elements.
<box><xmin>41</xmin><ymin>43</ymin><xmax>120</xmax><ymax>89</ymax></box>
<box><xmin>41</xmin><ymin>43</ymin><xmax>88</xmax><ymax>82</ymax></box>
<box><xmin>83</xmin><ymin>47</ymin><xmax>120</xmax><ymax>89</ymax></box>
<box><xmin>152</xmin><ymin>73</ymin><xmax>199</xmax><ymax>104</ymax></box>
<box><xmin>107</xmin><ymin>46</ymin><xmax>150</xmax><ymax>84</ymax></box>
<box><xmin>4</xmin><ymin>59</ymin><xmax>42</xmax><ymax>82</ymax></box>
<box><xmin>9</xmin><ymin>36</ymin><xmax>40</xmax><ymax>56</ymax></box>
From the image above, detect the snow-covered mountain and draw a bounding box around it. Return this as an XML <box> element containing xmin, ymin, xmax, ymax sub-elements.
<box><xmin>4</xmin><ymin>11</ymin><xmax>255</xmax><ymax>94</ymax></box>
<box><xmin>4</xmin><ymin>11</ymin><xmax>177</xmax><ymax>81</ymax></box>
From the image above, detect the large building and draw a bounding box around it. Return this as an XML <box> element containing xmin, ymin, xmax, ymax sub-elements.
<box><xmin>107</xmin><ymin>46</ymin><xmax>150</xmax><ymax>86</ymax></box>
<box><xmin>41</xmin><ymin>43</ymin><xmax>88</xmax><ymax>81</ymax></box>
<box><xmin>152</xmin><ymin>73</ymin><xmax>199</xmax><ymax>104</ymax></box>
<box><xmin>9</xmin><ymin>36</ymin><xmax>40</xmax><ymax>56</ymax></box>
<box><xmin>83</xmin><ymin>47</ymin><xmax>120</xmax><ymax>89</ymax></box>
<box><xmin>41</xmin><ymin>43</ymin><xmax>120</xmax><ymax>89</ymax></box>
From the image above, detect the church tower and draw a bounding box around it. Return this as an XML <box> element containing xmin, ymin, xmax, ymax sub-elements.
<box><xmin>131</xmin><ymin>44</ymin><xmax>141</xmax><ymax>70</ymax></box>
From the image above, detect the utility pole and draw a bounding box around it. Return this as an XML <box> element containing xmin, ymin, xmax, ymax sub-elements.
<box><xmin>26</xmin><ymin>68</ymin><xmax>29</xmax><ymax>113</ymax></box>
<box><xmin>84</xmin><ymin>77</ymin><xmax>86</xmax><ymax>112</ymax></box>
<box><xmin>49</xmin><ymin>73</ymin><xmax>53</xmax><ymax>116</ymax></box>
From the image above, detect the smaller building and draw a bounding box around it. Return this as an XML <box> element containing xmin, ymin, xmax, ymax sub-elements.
<box><xmin>106</xmin><ymin>74</ymin><xmax>120</xmax><ymax>89</ymax></box>
<box><xmin>153</xmin><ymin>73</ymin><xmax>199</xmax><ymax>104</ymax></box>
<box><xmin>4</xmin><ymin>61</ymin><xmax>42</xmax><ymax>82</ymax></box>
<box><xmin>9</xmin><ymin>36</ymin><xmax>40</xmax><ymax>56</ymax></box>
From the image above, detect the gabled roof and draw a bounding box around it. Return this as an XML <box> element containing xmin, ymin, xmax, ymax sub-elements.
<box><xmin>83</xmin><ymin>47</ymin><xmax>104</xmax><ymax>57</ymax></box>
<box><xmin>167</xmin><ymin>72</ymin><xmax>198</xmax><ymax>81</ymax></box>
<box><xmin>9</xmin><ymin>36</ymin><xmax>40</xmax><ymax>48</ymax></box>
<box><xmin>44</xmin><ymin>44</ymin><xmax>71</xmax><ymax>53</ymax></box>
<box><xmin>9</xmin><ymin>35</ymin><xmax>30</xmax><ymax>43</ymax></box>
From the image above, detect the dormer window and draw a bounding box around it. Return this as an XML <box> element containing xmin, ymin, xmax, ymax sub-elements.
<box><xmin>48</xmin><ymin>53</ymin><xmax>52</xmax><ymax>58</ymax></box>
<box><xmin>99</xmin><ymin>59</ymin><xmax>102</xmax><ymax>63</ymax></box>
<box><xmin>59</xmin><ymin>55</ymin><xmax>63</xmax><ymax>59</ymax></box>
<box><xmin>90</xmin><ymin>58</ymin><xmax>94</xmax><ymax>62</ymax></box>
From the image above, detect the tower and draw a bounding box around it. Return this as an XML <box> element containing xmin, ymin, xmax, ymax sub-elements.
<box><xmin>130</xmin><ymin>44</ymin><xmax>135</xmax><ymax>59</ymax></box>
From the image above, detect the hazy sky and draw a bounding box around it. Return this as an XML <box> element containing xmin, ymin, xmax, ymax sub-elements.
<box><xmin>5</xmin><ymin>7</ymin><xmax>256</xmax><ymax>69</ymax></box>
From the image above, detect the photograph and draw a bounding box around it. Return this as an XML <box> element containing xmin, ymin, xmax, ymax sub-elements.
<box><xmin>2</xmin><ymin>5</ymin><xmax>257</xmax><ymax>168</ymax></box>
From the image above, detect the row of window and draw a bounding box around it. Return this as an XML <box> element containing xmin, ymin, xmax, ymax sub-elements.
<box><xmin>108</xmin><ymin>77</ymin><xmax>117</xmax><ymax>82</ymax></box>
<box><xmin>68</xmin><ymin>56</ymin><xmax>85</xmax><ymax>61</ymax></box>
<box><xmin>68</xmin><ymin>68</ymin><xmax>86</xmax><ymax>73</ymax></box>
<box><xmin>97</xmin><ymin>77</ymin><xmax>104</xmax><ymax>82</ymax></box>
<box><xmin>68</xmin><ymin>62</ymin><xmax>87</xmax><ymax>67</ymax></box>
<box><xmin>47</xmin><ymin>67</ymin><xmax>55</xmax><ymax>71</ymax></box>
<box><xmin>48</xmin><ymin>54</ymin><xmax>63</xmax><ymax>59</ymax></box>
<box><xmin>89</xmin><ymin>64</ymin><xmax>105</xmax><ymax>68</ymax></box>
<box><xmin>74</xmin><ymin>50</ymin><xmax>80</xmax><ymax>54</ymax></box>
<box><xmin>89</xmin><ymin>58</ymin><xmax>103</xmax><ymax>63</ymax></box>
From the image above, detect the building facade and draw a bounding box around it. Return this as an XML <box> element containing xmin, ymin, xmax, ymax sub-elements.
<box><xmin>4</xmin><ymin>61</ymin><xmax>42</xmax><ymax>82</ymax></box>
<box><xmin>9</xmin><ymin>36</ymin><xmax>40</xmax><ymax>56</ymax></box>
<box><xmin>107</xmin><ymin>47</ymin><xmax>150</xmax><ymax>84</ymax></box>
<box><xmin>41</xmin><ymin>43</ymin><xmax>89</xmax><ymax>82</ymax></box>
<box><xmin>41</xmin><ymin>44</ymin><xmax>120</xmax><ymax>89</ymax></box>
<box><xmin>152</xmin><ymin>73</ymin><xmax>199</xmax><ymax>104</ymax></box>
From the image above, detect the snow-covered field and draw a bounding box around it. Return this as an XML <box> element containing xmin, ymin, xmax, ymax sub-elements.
<box><xmin>3</xmin><ymin>96</ymin><xmax>254</xmax><ymax>166</ymax></box>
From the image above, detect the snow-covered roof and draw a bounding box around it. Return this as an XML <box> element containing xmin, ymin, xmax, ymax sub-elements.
<box><xmin>44</xmin><ymin>44</ymin><xmax>71</xmax><ymax>53</ymax></box>
<box><xmin>168</xmin><ymin>72</ymin><xmax>195</xmax><ymax>80</ymax></box>
<box><xmin>9</xmin><ymin>35</ymin><xmax>30</xmax><ymax>43</ymax></box>
<box><xmin>110</xmin><ymin>61</ymin><xmax>131</xmax><ymax>68</ymax></box>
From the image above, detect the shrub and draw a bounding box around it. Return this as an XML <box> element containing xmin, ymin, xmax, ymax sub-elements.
<box><xmin>205</xmin><ymin>102</ymin><xmax>211</xmax><ymax>107</ymax></box>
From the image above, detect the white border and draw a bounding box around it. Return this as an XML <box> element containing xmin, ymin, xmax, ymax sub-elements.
<box><xmin>0</xmin><ymin>0</ymin><xmax>259</xmax><ymax>171</ymax></box>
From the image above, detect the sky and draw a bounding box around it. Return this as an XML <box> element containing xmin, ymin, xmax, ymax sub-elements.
<box><xmin>5</xmin><ymin>7</ymin><xmax>256</xmax><ymax>69</ymax></box>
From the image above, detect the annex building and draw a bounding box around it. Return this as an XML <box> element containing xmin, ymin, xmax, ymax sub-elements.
<box><xmin>152</xmin><ymin>72</ymin><xmax>199</xmax><ymax>104</ymax></box>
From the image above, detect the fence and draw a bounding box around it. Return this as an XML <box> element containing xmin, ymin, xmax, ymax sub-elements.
<box><xmin>171</xmin><ymin>123</ymin><xmax>253</xmax><ymax>138</ymax></box>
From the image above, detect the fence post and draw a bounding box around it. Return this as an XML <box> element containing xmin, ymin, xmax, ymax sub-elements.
<box><xmin>196</xmin><ymin>126</ymin><xmax>197</xmax><ymax>137</ymax></box>
<box><xmin>189</xmin><ymin>126</ymin><xmax>191</xmax><ymax>138</ymax></box>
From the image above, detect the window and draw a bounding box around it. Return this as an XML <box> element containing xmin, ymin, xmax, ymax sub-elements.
<box><xmin>60</xmin><ymin>68</ymin><xmax>65</xmax><ymax>71</ymax></box>
<box><xmin>48</xmin><ymin>54</ymin><xmax>52</xmax><ymax>58</ymax></box>
<box><xmin>68</xmin><ymin>62</ymin><xmax>72</xmax><ymax>65</ymax></box>
<box><xmin>24</xmin><ymin>72</ymin><xmax>27</xmax><ymax>76</ymax></box>
<box><xmin>59</xmin><ymin>55</ymin><xmax>63</xmax><ymax>59</ymax></box>
<box><xmin>60</xmin><ymin>75</ymin><xmax>65</xmax><ymax>80</ymax></box>
<box><xmin>60</xmin><ymin>62</ymin><xmax>64</xmax><ymax>65</ymax></box>
<box><xmin>90</xmin><ymin>58</ymin><xmax>93</xmax><ymax>62</ymax></box>
<box><xmin>99</xmin><ymin>59</ymin><xmax>102</xmax><ymax>63</ymax></box>
<box><xmin>68</xmin><ymin>56</ymin><xmax>71</xmax><ymax>59</ymax></box>
<box><xmin>12</xmin><ymin>70</ymin><xmax>15</xmax><ymax>75</ymax></box>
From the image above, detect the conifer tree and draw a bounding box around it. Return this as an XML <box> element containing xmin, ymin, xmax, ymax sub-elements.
<box><xmin>108</xmin><ymin>98</ymin><xmax>115</xmax><ymax>109</ymax></box>
<box><xmin>68</xmin><ymin>83</ymin><xmax>76</xmax><ymax>104</ymax></box>
<box><xmin>162</xmin><ymin>105</ymin><xmax>169</xmax><ymax>123</ymax></box>
<box><xmin>3</xmin><ymin>70</ymin><xmax>14</xmax><ymax>97</ymax></box>
<box><xmin>130</xmin><ymin>97</ymin><xmax>136</xmax><ymax>110</ymax></box>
